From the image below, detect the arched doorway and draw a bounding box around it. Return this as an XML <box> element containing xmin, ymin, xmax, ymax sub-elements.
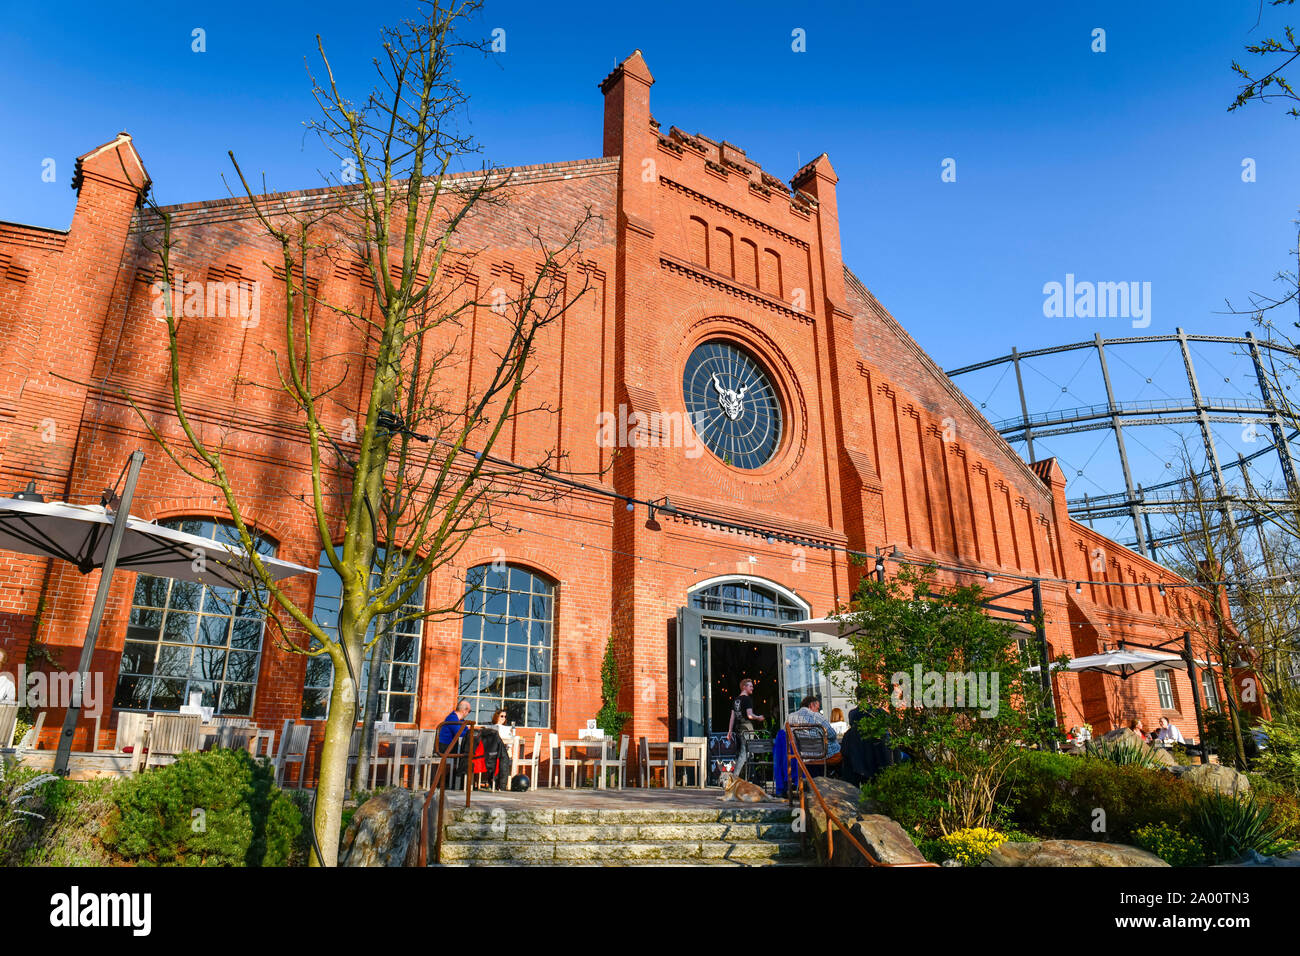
<box><xmin>675</xmin><ymin>576</ymin><xmax>829</xmax><ymax>783</ymax></box>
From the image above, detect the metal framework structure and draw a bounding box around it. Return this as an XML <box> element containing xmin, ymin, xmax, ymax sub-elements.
<box><xmin>947</xmin><ymin>329</ymin><xmax>1300</xmax><ymax>572</ymax></box>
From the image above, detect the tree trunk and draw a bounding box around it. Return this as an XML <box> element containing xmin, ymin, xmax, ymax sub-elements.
<box><xmin>311</xmin><ymin>638</ymin><xmax>360</xmax><ymax>867</ymax></box>
<box><xmin>352</xmin><ymin>634</ymin><xmax>390</xmax><ymax>793</ymax></box>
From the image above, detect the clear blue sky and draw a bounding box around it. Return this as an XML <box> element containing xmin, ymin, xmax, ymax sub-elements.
<box><xmin>2</xmin><ymin>0</ymin><xmax>1297</xmax><ymax>543</ymax></box>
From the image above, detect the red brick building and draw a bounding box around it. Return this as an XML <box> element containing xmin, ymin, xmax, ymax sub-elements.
<box><xmin>0</xmin><ymin>52</ymin><xmax>1260</xmax><ymax>774</ymax></box>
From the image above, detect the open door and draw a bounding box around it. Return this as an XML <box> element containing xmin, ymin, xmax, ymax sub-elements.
<box><xmin>676</xmin><ymin>605</ymin><xmax>706</xmax><ymax>738</ymax></box>
<box><xmin>782</xmin><ymin>642</ymin><xmax>831</xmax><ymax>720</ymax></box>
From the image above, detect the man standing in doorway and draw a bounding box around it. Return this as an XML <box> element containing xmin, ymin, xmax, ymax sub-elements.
<box><xmin>727</xmin><ymin>678</ymin><xmax>764</xmax><ymax>778</ymax></box>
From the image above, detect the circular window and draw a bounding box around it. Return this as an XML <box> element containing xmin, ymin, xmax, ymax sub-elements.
<box><xmin>682</xmin><ymin>340</ymin><xmax>783</xmax><ymax>469</ymax></box>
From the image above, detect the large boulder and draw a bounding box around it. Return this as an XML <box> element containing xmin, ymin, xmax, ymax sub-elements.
<box><xmin>984</xmin><ymin>839</ymin><xmax>1168</xmax><ymax>867</ymax></box>
<box><xmin>848</xmin><ymin>816</ymin><xmax>928</xmax><ymax>866</ymax></box>
<box><xmin>807</xmin><ymin>777</ymin><xmax>868</xmax><ymax>829</ymax></box>
<box><xmin>1101</xmin><ymin>728</ymin><xmax>1147</xmax><ymax>747</ymax></box>
<box><xmin>339</xmin><ymin>789</ymin><xmax>424</xmax><ymax>867</ymax></box>
<box><xmin>1177</xmin><ymin>762</ymin><xmax>1250</xmax><ymax>797</ymax></box>
<box><xmin>1147</xmin><ymin>746</ymin><xmax>1177</xmax><ymax>767</ymax></box>
<box><xmin>805</xmin><ymin>778</ymin><xmax>924</xmax><ymax>866</ymax></box>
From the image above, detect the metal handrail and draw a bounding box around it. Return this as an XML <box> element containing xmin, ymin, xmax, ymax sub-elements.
<box><xmin>417</xmin><ymin>719</ymin><xmax>477</xmax><ymax>867</ymax></box>
<box><xmin>784</xmin><ymin>721</ymin><xmax>937</xmax><ymax>868</ymax></box>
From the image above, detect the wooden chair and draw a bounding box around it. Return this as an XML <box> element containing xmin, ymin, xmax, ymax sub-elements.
<box><xmin>115</xmin><ymin>712</ymin><xmax>151</xmax><ymax>751</ymax></box>
<box><xmin>114</xmin><ymin>712</ymin><xmax>153</xmax><ymax>775</ymax></box>
<box><xmin>16</xmin><ymin>711</ymin><xmax>46</xmax><ymax>751</ymax></box>
<box><xmin>0</xmin><ymin>703</ymin><xmax>18</xmax><ymax>749</ymax></box>
<box><xmin>512</xmin><ymin>732</ymin><xmax>542</xmax><ymax>788</ymax></box>
<box><xmin>601</xmin><ymin>734</ymin><xmax>630</xmax><ymax>789</ymax></box>
<box><xmin>546</xmin><ymin>733</ymin><xmax>562</xmax><ymax>787</ymax></box>
<box><xmin>638</xmin><ymin>736</ymin><xmax>669</xmax><ymax>788</ymax></box>
<box><xmin>558</xmin><ymin>736</ymin><xmax>601</xmax><ymax>788</ymax></box>
<box><xmin>388</xmin><ymin>729</ymin><xmax>425</xmax><ymax>789</ymax></box>
<box><xmin>409</xmin><ymin>729</ymin><xmax>441</xmax><ymax>790</ymax></box>
<box><xmin>344</xmin><ymin>727</ymin><xmax>363</xmax><ymax>792</ymax></box>
<box><xmin>216</xmin><ymin>724</ymin><xmax>257</xmax><ymax>753</ymax></box>
<box><xmin>145</xmin><ymin>714</ymin><xmax>202</xmax><ymax>770</ymax></box>
<box><xmin>274</xmin><ymin>722</ymin><xmax>312</xmax><ymax>789</ymax></box>
<box><xmin>673</xmin><ymin>736</ymin><xmax>708</xmax><ymax>789</ymax></box>
<box><xmin>213</xmin><ymin>716</ymin><xmax>251</xmax><ymax>728</ymax></box>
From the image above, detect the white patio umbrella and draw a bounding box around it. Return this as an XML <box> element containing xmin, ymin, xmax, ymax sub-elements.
<box><xmin>1028</xmin><ymin>647</ymin><xmax>1186</xmax><ymax>679</ymax></box>
<box><xmin>1</xmin><ymin>452</ymin><xmax>315</xmax><ymax>774</ymax></box>
<box><xmin>786</xmin><ymin>616</ymin><xmax>861</xmax><ymax>638</ymax></box>
<box><xmin>0</xmin><ymin>496</ymin><xmax>314</xmax><ymax>588</ymax></box>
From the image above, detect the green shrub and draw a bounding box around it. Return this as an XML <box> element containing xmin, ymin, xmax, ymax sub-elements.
<box><xmin>1249</xmin><ymin>777</ymin><xmax>1300</xmax><ymax>843</ymax></box>
<box><xmin>1201</xmin><ymin>711</ymin><xmax>1238</xmax><ymax>763</ymax></box>
<box><xmin>1191</xmin><ymin>790</ymin><xmax>1291</xmax><ymax>863</ymax></box>
<box><xmin>1133</xmin><ymin>822</ymin><xmax>1205</xmax><ymax>866</ymax></box>
<box><xmin>998</xmin><ymin>750</ymin><xmax>1196</xmax><ymax>842</ymax></box>
<box><xmin>1092</xmin><ymin>739</ymin><xmax>1165</xmax><ymax>769</ymax></box>
<box><xmin>862</xmin><ymin>762</ymin><xmax>951</xmax><ymax>839</ymax></box>
<box><xmin>0</xmin><ymin>758</ymin><xmax>61</xmax><ymax>865</ymax></box>
<box><xmin>19</xmin><ymin>777</ymin><xmax>117</xmax><ymax>866</ymax></box>
<box><xmin>105</xmin><ymin>749</ymin><xmax>301</xmax><ymax>866</ymax></box>
<box><xmin>1252</xmin><ymin>713</ymin><xmax>1300</xmax><ymax>793</ymax></box>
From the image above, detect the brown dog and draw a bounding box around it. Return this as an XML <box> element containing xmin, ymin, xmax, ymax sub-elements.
<box><xmin>718</xmin><ymin>771</ymin><xmax>773</xmax><ymax>803</ymax></box>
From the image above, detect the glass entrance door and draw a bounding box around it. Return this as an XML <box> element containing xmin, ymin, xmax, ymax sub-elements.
<box><xmin>782</xmin><ymin>643</ymin><xmax>830</xmax><ymax>717</ymax></box>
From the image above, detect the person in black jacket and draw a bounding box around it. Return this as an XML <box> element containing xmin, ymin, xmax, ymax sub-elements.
<box><xmin>479</xmin><ymin>708</ymin><xmax>514</xmax><ymax>790</ymax></box>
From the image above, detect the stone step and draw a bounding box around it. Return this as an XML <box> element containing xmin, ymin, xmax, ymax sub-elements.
<box><xmin>438</xmin><ymin>857</ymin><xmax>814</xmax><ymax>867</ymax></box>
<box><xmin>438</xmin><ymin>839</ymin><xmax>807</xmax><ymax>863</ymax></box>
<box><xmin>443</xmin><ymin>821</ymin><xmax>796</xmax><ymax>843</ymax></box>
<box><xmin>448</xmin><ymin>806</ymin><xmax>793</xmax><ymax>826</ymax></box>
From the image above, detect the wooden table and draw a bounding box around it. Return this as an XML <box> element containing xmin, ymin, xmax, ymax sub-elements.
<box><xmin>667</xmin><ymin>741</ymin><xmax>706</xmax><ymax>789</ymax></box>
<box><xmin>375</xmin><ymin>730</ymin><xmax>420</xmax><ymax>788</ymax></box>
<box><xmin>559</xmin><ymin>738</ymin><xmax>612</xmax><ymax>789</ymax></box>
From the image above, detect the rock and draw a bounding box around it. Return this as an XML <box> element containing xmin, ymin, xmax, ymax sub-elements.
<box><xmin>1179</xmin><ymin>762</ymin><xmax>1250</xmax><ymax>797</ymax></box>
<box><xmin>984</xmin><ymin>840</ymin><xmax>1168</xmax><ymax>867</ymax></box>
<box><xmin>1101</xmin><ymin>728</ymin><xmax>1147</xmax><ymax>747</ymax></box>
<box><xmin>848</xmin><ymin>815</ymin><xmax>929</xmax><ymax>865</ymax></box>
<box><xmin>339</xmin><ymin>789</ymin><xmax>424</xmax><ymax>867</ymax></box>
<box><xmin>807</xmin><ymin>777</ymin><xmax>868</xmax><ymax>828</ymax></box>
<box><xmin>802</xmin><ymin>777</ymin><xmax>926</xmax><ymax>866</ymax></box>
<box><xmin>1147</xmin><ymin>746</ymin><xmax>1177</xmax><ymax>767</ymax></box>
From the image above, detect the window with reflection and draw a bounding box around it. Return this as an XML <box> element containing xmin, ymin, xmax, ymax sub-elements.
<box><xmin>113</xmin><ymin>519</ymin><xmax>273</xmax><ymax>716</ymax></box>
<box><xmin>302</xmin><ymin>549</ymin><xmax>425</xmax><ymax>722</ymax></box>
<box><xmin>459</xmin><ymin>565</ymin><xmax>554</xmax><ymax>726</ymax></box>
<box><xmin>691</xmin><ymin>579</ymin><xmax>805</xmax><ymax>622</ymax></box>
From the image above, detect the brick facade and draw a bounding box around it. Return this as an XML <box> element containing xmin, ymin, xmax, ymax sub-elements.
<box><xmin>0</xmin><ymin>54</ymin><xmax>1262</xmax><ymax>774</ymax></box>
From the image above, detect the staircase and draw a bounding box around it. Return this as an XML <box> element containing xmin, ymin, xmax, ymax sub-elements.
<box><xmin>437</xmin><ymin>803</ymin><xmax>811</xmax><ymax>866</ymax></box>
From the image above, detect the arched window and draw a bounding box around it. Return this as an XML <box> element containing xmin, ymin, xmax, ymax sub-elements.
<box><xmin>459</xmin><ymin>564</ymin><xmax>554</xmax><ymax>726</ymax></box>
<box><xmin>114</xmin><ymin>519</ymin><xmax>274</xmax><ymax>716</ymax></box>
<box><xmin>690</xmin><ymin>577</ymin><xmax>807</xmax><ymax>622</ymax></box>
<box><xmin>302</xmin><ymin>548</ymin><xmax>426</xmax><ymax>722</ymax></box>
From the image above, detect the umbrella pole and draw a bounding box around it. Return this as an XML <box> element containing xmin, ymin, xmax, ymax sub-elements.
<box><xmin>53</xmin><ymin>451</ymin><xmax>145</xmax><ymax>776</ymax></box>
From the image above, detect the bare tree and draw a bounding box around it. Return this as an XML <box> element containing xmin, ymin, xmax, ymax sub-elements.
<box><xmin>1231</xmin><ymin>0</ymin><xmax>1299</xmax><ymax>117</ymax></box>
<box><xmin>116</xmin><ymin>0</ymin><xmax>599</xmax><ymax>865</ymax></box>
<box><xmin>1165</xmin><ymin>440</ymin><xmax>1268</xmax><ymax>768</ymax></box>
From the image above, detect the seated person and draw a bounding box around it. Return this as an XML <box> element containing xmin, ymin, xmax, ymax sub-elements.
<box><xmin>788</xmin><ymin>695</ymin><xmax>841</xmax><ymax>757</ymax></box>
<box><xmin>438</xmin><ymin>698</ymin><xmax>473</xmax><ymax>787</ymax></box>
<box><xmin>1152</xmin><ymin>716</ymin><xmax>1185</xmax><ymax>747</ymax></box>
<box><xmin>829</xmin><ymin>706</ymin><xmax>849</xmax><ymax>737</ymax></box>
<box><xmin>478</xmin><ymin>708</ymin><xmax>514</xmax><ymax>790</ymax></box>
